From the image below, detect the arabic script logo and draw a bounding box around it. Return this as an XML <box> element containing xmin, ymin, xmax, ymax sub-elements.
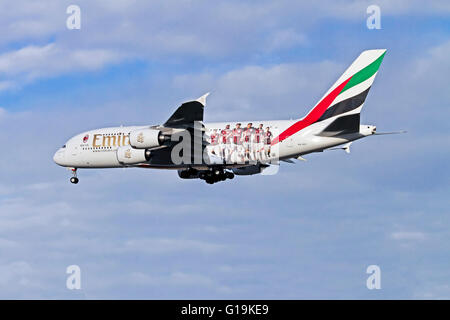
<box><xmin>124</xmin><ymin>149</ymin><xmax>132</xmax><ymax>159</ymax></box>
<box><xmin>137</xmin><ymin>132</ymin><xmax>144</xmax><ymax>144</ymax></box>
<box><xmin>83</xmin><ymin>135</ymin><xmax>89</xmax><ymax>143</ymax></box>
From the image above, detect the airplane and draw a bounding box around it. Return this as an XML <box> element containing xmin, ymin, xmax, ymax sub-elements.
<box><xmin>54</xmin><ymin>49</ymin><xmax>402</xmax><ymax>184</ymax></box>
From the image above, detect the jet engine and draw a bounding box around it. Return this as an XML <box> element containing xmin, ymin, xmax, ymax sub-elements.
<box><xmin>116</xmin><ymin>146</ymin><xmax>151</xmax><ymax>165</ymax></box>
<box><xmin>129</xmin><ymin>128</ymin><xmax>164</xmax><ymax>149</ymax></box>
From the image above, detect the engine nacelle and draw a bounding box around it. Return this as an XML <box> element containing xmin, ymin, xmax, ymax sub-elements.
<box><xmin>232</xmin><ymin>165</ymin><xmax>262</xmax><ymax>176</ymax></box>
<box><xmin>116</xmin><ymin>146</ymin><xmax>151</xmax><ymax>165</ymax></box>
<box><xmin>129</xmin><ymin>128</ymin><xmax>163</xmax><ymax>149</ymax></box>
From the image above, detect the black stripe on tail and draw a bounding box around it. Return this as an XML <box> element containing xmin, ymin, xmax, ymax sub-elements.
<box><xmin>319</xmin><ymin>114</ymin><xmax>360</xmax><ymax>137</ymax></box>
<box><xmin>316</xmin><ymin>87</ymin><xmax>370</xmax><ymax>122</ymax></box>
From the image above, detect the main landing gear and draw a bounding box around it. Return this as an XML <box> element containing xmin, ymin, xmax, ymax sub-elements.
<box><xmin>69</xmin><ymin>168</ymin><xmax>79</xmax><ymax>184</ymax></box>
<box><xmin>199</xmin><ymin>169</ymin><xmax>234</xmax><ymax>184</ymax></box>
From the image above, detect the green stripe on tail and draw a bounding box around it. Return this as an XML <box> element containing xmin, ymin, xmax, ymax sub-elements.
<box><xmin>340</xmin><ymin>51</ymin><xmax>386</xmax><ymax>94</ymax></box>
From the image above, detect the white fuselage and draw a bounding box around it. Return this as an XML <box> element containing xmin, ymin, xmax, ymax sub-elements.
<box><xmin>53</xmin><ymin>118</ymin><xmax>376</xmax><ymax>169</ymax></box>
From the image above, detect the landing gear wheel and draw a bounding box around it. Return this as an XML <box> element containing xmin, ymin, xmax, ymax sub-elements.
<box><xmin>226</xmin><ymin>171</ymin><xmax>234</xmax><ymax>179</ymax></box>
<box><xmin>200</xmin><ymin>169</ymin><xmax>234</xmax><ymax>184</ymax></box>
<box><xmin>69</xmin><ymin>168</ymin><xmax>78</xmax><ymax>184</ymax></box>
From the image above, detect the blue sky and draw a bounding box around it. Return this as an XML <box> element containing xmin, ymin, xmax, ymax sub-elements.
<box><xmin>0</xmin><ymin>0</ymin><xmax>449</xmax><ymax>299</ymax></box>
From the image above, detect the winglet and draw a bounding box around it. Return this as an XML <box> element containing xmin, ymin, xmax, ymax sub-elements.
<box><xmin>196</xmin><ymin>92</ymin><xmax>210</xmax><ymax>106</ymax></box>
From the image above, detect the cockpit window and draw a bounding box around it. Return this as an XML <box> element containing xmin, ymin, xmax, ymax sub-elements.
<box><xmin>62</xmin><ymin>145</ymin><xmax>66</xmax><ymax>148</ymax></box>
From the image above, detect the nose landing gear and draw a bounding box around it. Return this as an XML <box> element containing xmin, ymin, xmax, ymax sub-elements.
<box><xmin>69</xmin><ymin>168</ymin><xmax>79</xmax><ymax>184</ymax></box>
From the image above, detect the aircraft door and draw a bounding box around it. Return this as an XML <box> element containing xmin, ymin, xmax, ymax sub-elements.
<box><xmin>71</xmin><ymin>145</ymin><xmax>78</xmax><ymax>156</ymax></box>
<box><xmin>67</xmin><ymin>145</ymin><xmax>82</xmax><ymax>166</ymax></box>
<box><xmin>286</xmin><ymin>136</ymin><xmax>294</xmax><ymax>148</ymax></box>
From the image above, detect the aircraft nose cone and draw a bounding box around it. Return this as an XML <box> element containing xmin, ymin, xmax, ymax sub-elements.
<box><xmin>53</xmin><ymin>149</ymin><xmax>66</xmax><ymax>166</ymax></box>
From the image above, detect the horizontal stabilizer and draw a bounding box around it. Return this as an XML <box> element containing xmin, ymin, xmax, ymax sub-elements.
<box><xmin>329</xmin><ymin>142</ymin><xmax>352</xmax><ymax>154</ymax></box>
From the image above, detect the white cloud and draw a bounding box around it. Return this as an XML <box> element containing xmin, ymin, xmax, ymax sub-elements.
<box><xmin>0</xmin><ymin>81</ymin><xmax>16</xmax><ymax>92</ymax></box>
<box><xmin>0</xmin><ymin>183</ymin><xmax>14</xmax><ymax>195</ymax></box>
<box><xmin>0</xmin><ymin>1</ymin><xmax>63</xmax><ymax>44</ymax></box>
<box><xmin>124</xmin><ymin>238</ymin><xmax>224</xmax><ymax>254</ymax></box>
<box><xmin>0</xmin><ymin>43</ymin><xmax>123</xmax><ymax>90</ymax></box>
<box><xmin>265</xmin><ymin>29</ymin><xmax>307</xmax><ymax>51</ymax></box>
<box><xmin>367</xmin><ymin>38</ymin><xmax>450</xmax><ymax>131</ymax></box>
<box><xmin>0</xmin><ymin>261</ymin><xmax>34</xmax><ymax>286</ymax></box>
<box><xmin>25</xmin><ymin>182</ymin><xmax>53</xmax><ymax>191</ymax></box>
<box><xmin>0</xmin><ymin>238</ymin><xmax>18</xmax><ymax>249</ymax></box>
<box><xmin>390</xmin><ymin>231</ymin><xmax>426</xmax><ymax>241</ymax></box>
<box><xmin>413</xmin><ymin>284</ymin><xmax>450</xmax><ymax>299</ymax></box>
<box><xmin>127</xmin><ymin>271</ymin><xmax>214</xmax><ymax>287</ymax></box>
<box><xmin>414</xmin><ymin>40</ymin><xmax>450</xmax><ymax>86</ymax></box>
<box><xmin>0</xmin><ymin>1</ymin><xmax>448</xmax><ymax>93</ymax></box>
<box><xmin>169</xmin><ymin>272</ymin><xmax>213</xmax><ymax>286</ymax></box>
<box><xmin>173</xmin><ymin>60</ymin><xmax>342</xmax><ymax>120</ymax></box>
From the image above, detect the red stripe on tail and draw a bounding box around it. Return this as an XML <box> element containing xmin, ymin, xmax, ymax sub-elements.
<box><xmin>271</xmin><ymin>76</ymin><xmax>352</xmax><ymax>145</ymax></box>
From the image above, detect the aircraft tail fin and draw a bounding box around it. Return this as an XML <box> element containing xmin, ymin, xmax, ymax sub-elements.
<box><xmin>269</xmin><ymin>50</ymin><xmax>386</xmax><ymax>145</ymax></box>
<box><xmin>305</xmin><ymin>49</ymin><xmax>386</xmax><ymax>126</ymax></box>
